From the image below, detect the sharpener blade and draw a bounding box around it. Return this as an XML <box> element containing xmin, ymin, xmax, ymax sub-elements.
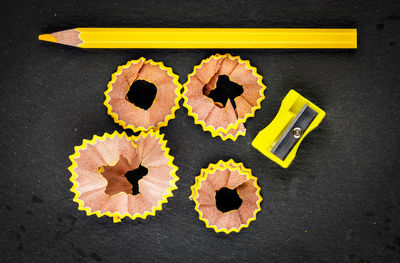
<box><xmin>271</xmin><ymin>105</ymin><xmax>318</xmax><ymax>160</ymax></box>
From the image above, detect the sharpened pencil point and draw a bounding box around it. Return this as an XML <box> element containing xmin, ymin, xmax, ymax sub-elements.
<box><xmin>38</xmin><ymin>34</ymin><xmax>57</xmax><ymax>43</ymax></box>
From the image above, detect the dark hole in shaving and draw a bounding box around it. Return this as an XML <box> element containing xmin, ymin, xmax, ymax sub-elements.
<box><xmin>126</xmin><ymin>80</ymin><xmax>157</xmax><ymax>110</ymax></box>
<box><xmin>205</xmin><ymin>75</ymin><xmax>244</xmax><ymax>109</ymax></box>
<box><xmin>215</xmin><ymin>187</ymin><xmax>243</xmax><ymax>212</ymax></box>
<box><xmin>124</xmin><ymin>164</ymin><xmax>148</xmax><ymax>195</ymax></box>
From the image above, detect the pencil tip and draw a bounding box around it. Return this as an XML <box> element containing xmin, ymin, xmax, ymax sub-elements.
<box><xmin>38</xmin><ymin>34</ymin><xmax>57</xmax><ymax>43</ymax></box>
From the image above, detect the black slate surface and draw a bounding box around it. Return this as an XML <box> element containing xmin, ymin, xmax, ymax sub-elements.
<box><xmin>1</xmin><ymin>0</ymin><xmax>400</xmax><ymax>262</ymax></box>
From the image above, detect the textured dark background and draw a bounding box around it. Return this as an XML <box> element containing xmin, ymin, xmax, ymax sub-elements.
<box><xmin>1</xmin><ymin>0</ymin><xmax>399</xmax><ymax>262</ymax></box>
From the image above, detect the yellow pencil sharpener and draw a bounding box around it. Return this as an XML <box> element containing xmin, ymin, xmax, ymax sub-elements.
<box><xmin>252</xmin><ymin>90</ymin><xmax>325</xmax><ymax>168</ymax></box>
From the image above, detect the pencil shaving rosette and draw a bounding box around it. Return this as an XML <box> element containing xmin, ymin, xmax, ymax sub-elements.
<box><xmin>68</xmin><ymin>130</ymin><xmax>179</xmax><ymax>223</ymax></box>
<box><xmin>190</xmin><ymin>160</ymin><xmax>262</xmax><ymax>233</ymax></box>
<box><xmin>104</xmin><ymin>58</ymin><xmax>182</xmax><ymax>132</ymax></box>
<box><xmin>183</xmin><ymin>54</ymin><xmax>266</xmax><ymax>141</ymax></box>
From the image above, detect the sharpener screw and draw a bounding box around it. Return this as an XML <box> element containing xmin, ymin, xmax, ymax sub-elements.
<box><xmin>292</xmin><ymin>127</ymin><xmax>302</xmax><ymax>139</ymax></box>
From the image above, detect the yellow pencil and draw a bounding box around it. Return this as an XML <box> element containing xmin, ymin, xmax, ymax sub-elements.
<box><xmin>38</xmin><ymin>28</ymin><xmax>357</xmax><ymax>49</ymax></box>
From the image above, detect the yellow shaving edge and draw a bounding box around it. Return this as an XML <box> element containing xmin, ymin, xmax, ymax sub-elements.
<box><xmin>182</xmin><ymin>54</ymin><xmax>267</xmax><ymax>141</ymax></box>
<box><xmin>68</xmin><ymin>130</ymin><xmax>179</xmax><ymax>223</ymax></box>
<box><xmin>190</xmin><ymin>159</ymin><xmax>262</xmax><ymax>234</ymax></box>
<box><xmin>104</xmin><ymin>57</ymin><xmax>182</xmax><ymax>132</ymax></box>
